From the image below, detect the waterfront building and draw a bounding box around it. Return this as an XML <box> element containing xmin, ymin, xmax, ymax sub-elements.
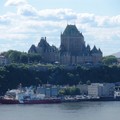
<box><xmin>88</xmin><ymin>83</ymin><xmax>115</xmax><ymax>97</ymax></box>
<box><xmin>28</xmin><ymin>25</ymin><xmax>102</xmax><ymax>65</ymax></box>
<box><xmin>36</xmin><ymin>85</ymin><xmax>60</xmax><ymax>97</ymax></box>
<box><xmin>88</xmin><ymin>83</ymin><xmax>103</xmax><ymax>97</ymax></box>
<box><xmin>101</xmin><ymin>83</ymin><xmax>115</xmax><ymax>97</ymax></box>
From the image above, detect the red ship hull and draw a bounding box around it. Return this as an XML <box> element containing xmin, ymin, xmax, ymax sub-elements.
<box><xmin>22</xmin><ymin>99</ymin><xmax>61</xmax><ymax>104</ymax></box>
<box><xmin>0</xmin><ymin>98</ymin><xmax>61</xmax><ymax>104</ymax></box>
<box><xmin>0</xmin><ymin>99</ymin><xmax>19</xmax><ymax>104</ymax></box>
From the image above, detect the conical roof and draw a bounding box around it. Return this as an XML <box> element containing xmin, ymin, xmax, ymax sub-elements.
<box><xmin>98</xmin><ymin>48</ymin><xmax>102</xmax><ymax>54</ymax></box>
<box><xmin>28</xmin><ymin>44</ymin><xmax>37</xmax><ymax>53</ymax></box>
<box><xmin>87</xmin><ymin>44</ymin><xmax>90</xmax><ymax>50</ymax></box>
<box><xmin>38</xmin><ymin>37</ymin><xmax>50</xmax><ymax>48</ymax></box>
<box><xmin>91</xmin><ymin>46</ymin><xmax>98</xmax><ymax>53</ymax></box>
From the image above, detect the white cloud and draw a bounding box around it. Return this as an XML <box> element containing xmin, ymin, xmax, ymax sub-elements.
<box><xmin>77</xmin><ymin>13</ymin><xmax>95</xmax><ymax>23</ymax></box>
<box><xmin>38</xmin><ymin>9</ymin><xmax>76</xmax><ymax>21</ymax></box>
<box><xmin>0</xmin><ymin>16</ymin><xmax>10</xmax><ymax>25</ymax></box>
<box><xmin>17</xmin><ymin>4</ymin><xmax>38</xmax><ymax>16</ymax></box>
<box><xmin>1</xmin><ymin>1</ymin><xmax>120</xmax><ymax>55</ymax></box>
<box><xmin>5</xmin><ymin>0</ymin><xmax>27</xmax><ymax>6</ymax></box>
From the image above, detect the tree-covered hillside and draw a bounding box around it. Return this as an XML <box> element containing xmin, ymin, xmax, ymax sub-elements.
<box><xmin>0</xmin><ymin>64</ymin><xmax>120</xmax><ymax>95</ymax></box>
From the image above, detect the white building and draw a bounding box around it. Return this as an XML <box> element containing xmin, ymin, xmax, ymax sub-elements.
<box><xmin>88</xmin><ymin>83</ymin><xmax>115</xmax><ymax>97</ymax></box>
<box><xmin>88</xmin><ymin>83</ymin><xmax>103</xmax><ymax>97</ymax></box>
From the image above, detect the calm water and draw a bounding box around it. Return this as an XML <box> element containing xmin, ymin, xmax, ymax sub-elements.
<box><xmin>0</xmin><ymin>102</ymin><xmax>120</xmax><ymax>120</ymax></box>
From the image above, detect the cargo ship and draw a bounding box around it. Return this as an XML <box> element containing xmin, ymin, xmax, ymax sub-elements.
<box><xmin>0</xmin><ymin>87</ymin><xmax>61</xmax><ymax>104</ymax></box>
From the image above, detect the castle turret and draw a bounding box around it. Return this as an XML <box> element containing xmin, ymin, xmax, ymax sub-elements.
<box><xmin>86</xmin><ymin>44</ymin><xmax>90</xmax><ymax>51</ymax></box>
<box><xmin>28</xmin><ymin>45</ymin><xmax>37</xmax><ymax>53</ymax></box>
<box><xmin>91</xmin><ymin>45</ymin><xmax>99</xmax><ymax>54</ymax></box>
<box><xmin>37</xmin><ymin>37</ymin><xmax>50</xmax><ymax>50</ymax></box>
<box><xmin>98</xmin><ymin>48</ymin><xmax>102</xmax><ymax>54</ymax></box>
<box><xmin>91</xmin><ymin>46</ymin><xmax>102</xmax><ymax>63</ymax></box>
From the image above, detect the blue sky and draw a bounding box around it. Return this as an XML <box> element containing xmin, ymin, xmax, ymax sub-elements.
<box><xmin>0</xmin><ymin>0</ymin><xmax>120</xmax><ymax>55</ymax></box>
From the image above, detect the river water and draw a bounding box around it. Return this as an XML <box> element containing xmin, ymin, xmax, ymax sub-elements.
<box><xmin>0</xmin><ymin>102</ymin><xmax>120</xmax><ymax>120</ymax></box>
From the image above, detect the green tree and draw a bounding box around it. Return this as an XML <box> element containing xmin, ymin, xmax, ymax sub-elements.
<box><xmin>8</xmin><ymin>51</ymin><xmax>21</xmax><ymax>63</ymax></box>
<box><xmin>102</xmin><ymin>55</ymin><xmax>117</xmax><ymax>65</ymax></box>
<box><xmin>20</xmin><ymin>53</ymin><xmax>28</xmax><ymax>63</ymax></box>
<box><xmin>2</xmin><ymin>50</ymin><xmax>42</xmax><ymax>64</ymax></box>
<box><xmin>59</xmin><ymin>87</ymin><xmax>80</xmax><ymax>95</ymax></box>
<box><xmin>28</xmin><ymin>53</ymin><xmax>42</xmax><ymax>63</ymax></box>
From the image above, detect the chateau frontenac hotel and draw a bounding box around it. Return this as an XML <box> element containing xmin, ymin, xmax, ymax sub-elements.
<box><xmin>28</xmin><ymin>25</ymin><xmax>102</xmax><ymax>65</ymax></box>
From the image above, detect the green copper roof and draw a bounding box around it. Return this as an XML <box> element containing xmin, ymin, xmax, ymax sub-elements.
<box><xmin>62</xmin><ymin>25</ymin><xmax>83</xmax><ymax>36</ymax></box>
